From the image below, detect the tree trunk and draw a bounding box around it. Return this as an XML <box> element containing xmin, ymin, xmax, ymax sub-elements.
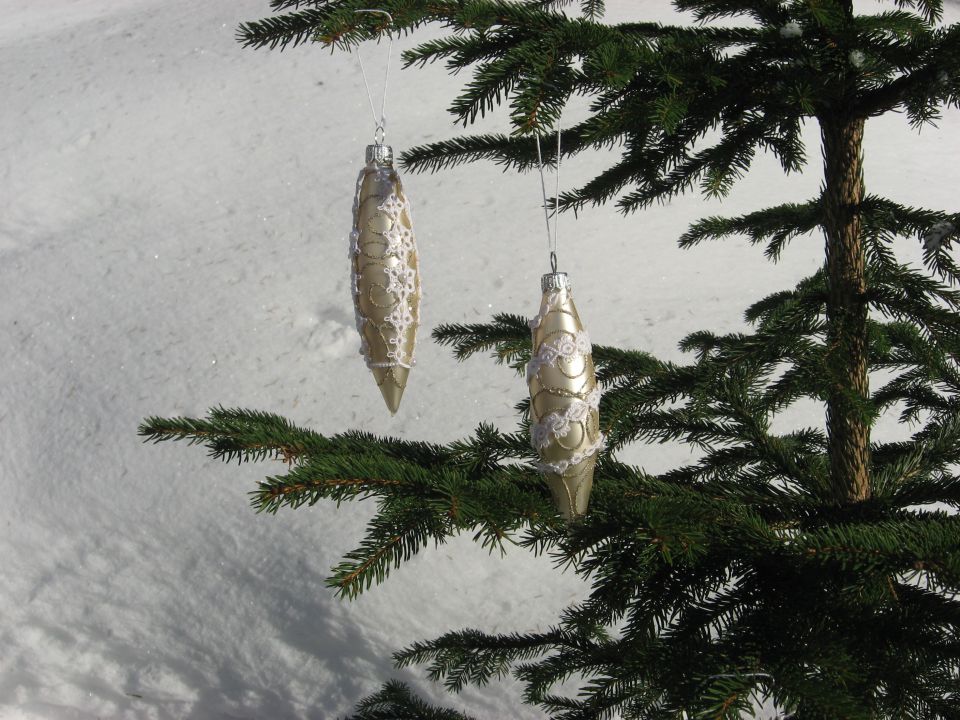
<box><xmin>821</xmin><ymin>116</ymin><xmax>871</xmax><ymax>503</ymax></box>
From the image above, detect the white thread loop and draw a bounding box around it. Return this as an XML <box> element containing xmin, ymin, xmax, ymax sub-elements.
<box><xmin>355</xmin><ymin>9</ymin><xmax>394</xmax><ymax>144</ymax></box>
<box><xmin>534</xmin><ymin>113</ymin><xmax>563</xmax><ymax>271</ymax></box>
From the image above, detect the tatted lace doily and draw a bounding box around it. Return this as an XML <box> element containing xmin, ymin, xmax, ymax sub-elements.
<box><xmin>349</xmin><ymin>168</ymin><xmax>419</xmax><ymax>370</ymax></box>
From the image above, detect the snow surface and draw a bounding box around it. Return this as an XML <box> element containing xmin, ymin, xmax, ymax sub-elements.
<box><xmin>1</xmin><ymin>1</ymin><xmax>959</xmax><ymax>718</ymax></box>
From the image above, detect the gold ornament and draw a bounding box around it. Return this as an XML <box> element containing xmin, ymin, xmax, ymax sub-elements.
<box><xmin>350</xmin><ymin>144</ymin><xmax>421</xmax><ymax>414</ymax></box>
<box><xmin>527</xmin><ymin>272</ymin><xmax>603</xmax><ymax>519</ymax></box>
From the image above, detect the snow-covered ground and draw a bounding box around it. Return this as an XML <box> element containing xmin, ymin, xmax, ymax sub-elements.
<box><xmin>1</xmin><ymin>1</ymin><xmax>958</xmax><ymax>718</ymax></box>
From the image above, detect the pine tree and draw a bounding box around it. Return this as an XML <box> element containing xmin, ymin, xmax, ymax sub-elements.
<box><xmin>139</xmin><ymin>0</ymin><xmax>960</xmax><ymax>717</ymax></box>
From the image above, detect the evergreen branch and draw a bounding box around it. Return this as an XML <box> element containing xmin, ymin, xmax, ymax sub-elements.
<box><xmin>448</xmin><ymin>48</ymin><xmax>532</xmax><ymax>125</ymax></box>
<box><xmin>345</xmin><ymin>679</ymin><xmax>477</xmax><ymax>720</ymax></box>
<box><xmin>868</xmin><ymin>270</ymin><xmax>960</xmax><ymax>336</ymax></box>
<box><xmin>616</xmin><ymin>121</ymin><xmax>771</xmax><ymax>212</ymax></box>
<box><xmin>401</xmin><ymin>134</ymin><xmax>536</xmax><ymax>174</ymax></box>
<box><xmin>251</xmin><ymin>454</ymin><xmax>429</xmax><ymax>513</ymax></box>
<box><xmin>616</xmin><ymin>22</ymin><xmax>762</xmax><ymax>46</ymax></box>
<box><xmin>329</xmin><ymin>499</ymin><xmax>446</xmax><ymax>598</ymax></box>
<box><xmin>855</xmin><ymin>9</ymin><xmax>935</xmax><ymax>40</ymax></box>
<box><xmin>400</xmin><ymin>115</ymin><xmax>621</xmax><ymax>175</ymax></box>
<box><xmin>673</xmin><ymin>0</ymin><xmax>787</xmax><ymax>26</ymax></box>
<box><xmin>255</xmin><ymin>473</ymin><xmax>404</xmax><ymax>512</ymax></box>
<box><xmin>679</xmin><ymin>198</ymin><xmax>822</xmax><ymax>261</ymax></box>
<box><xmin>591</xmin><ymin>346</ymin><xmax>665</xmax><ymax>386</ymax></box>
<box><xmin>860</xmin><ymin>195</ymin><xmax>960</xmax><ymax>284</ymax></box>
<box><xmin>890</xmin><ymin>471</ymin><xmax>960</xmax><ymax>509</ymax></box>
<box><xmin>402</xmin><ymin>28</ymin><xmax>527</xmax><ymax>71</ymax></box>
<box><xmin>432</xmin><ymin>313</ymin><xmax>531</xmax><ymax>369</ymax></box>
<box><xmin>788</xmin><ymin>518</ymin><xmax>960</xmax><ymax>587</ymax></box>
<box><xmin>268</xmin><ymin>0</ymin><xmax>333</xmax><ymax>10</ymax></box>
<box><xmin>138</xmin><ymin>406</ymin><xmax>326</xmax><ymax>465</ymax></box>
<box><xmin>581</xmin><ymin>0</ymin><xmax>604</xmax><ymax>21</ymax></box>
<box><xmin>238</xmin><ymin>8</ymin><xmax>332</xmax><ymax>50</ymax></box>
<box><xmin>893</xmin><ymin>0</ymin><xmax>944</xmax><ymax>24</ymax></box>
<box><xmin>395</xmin><ymin>628</ymin><xmax>563</xmax><ymax>692</ymax></box>
<box><xmin>447</xmin><ymin>423</ymin><xmax>535</xmax><ymax>471</ymax></box>
<box><xmin>558</xmin><ymin>152</ymin><xmax>645</xmax><ymax>211</ymax></box>
<box><xmin>857</xmin><ymin>23</ymin><xmax>960</xmax><ymax>118</ymax></box>
<box><xmin>324</xmin><ymin>465</ymin><xmax>559</xmax><ymax>597</ymax></box>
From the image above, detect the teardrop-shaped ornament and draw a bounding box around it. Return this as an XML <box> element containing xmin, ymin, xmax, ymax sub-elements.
<box><xmin>527</xmin><ymin>272</ymin><xmax>603</xmax><ymax>519</ymax></box>
<box><xmin>350</xmin><ymin>144</ymin><xmax>421</xmax><ymax>414</ymax></box>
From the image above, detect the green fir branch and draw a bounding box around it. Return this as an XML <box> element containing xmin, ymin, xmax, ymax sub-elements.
<box><xmin>345</xmin><ymin>680</ymin><xmax>477</xmax><ymax>720</ymax></box>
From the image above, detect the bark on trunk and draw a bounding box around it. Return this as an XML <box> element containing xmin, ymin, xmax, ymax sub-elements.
<box><xmin>821</xmin><ymin>117</ymin><xmax>871</xmax><ymax>503</ymax></box>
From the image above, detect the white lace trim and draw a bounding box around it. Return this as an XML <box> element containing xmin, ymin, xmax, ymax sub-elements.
<box><xmin>530</xmin><ymin>387</ymin><xmax>602</xmax><ymax>451</ymax></box>
<box><xmin>536</xmin><ymin>434</ymin><xmax>605</xmax><ymax>475</ymax></box>
<box><xmin>384</xmin><ymin>264</ymin><xmax>417</xmax><ymax>296</ymax></box>
<box><xmin>379</xmin><ymin>192</ymin><xmax>411</xmax><ymax>223</ymax></box>
<box><xmin>526</xmin><ymin>329</ymin><xmax>592</xmax><ymax>382</ymax></box>
<box><xmin>385</xmin><ymin>223</ymin><xmax>416</xmax><ymax>257</ymax></box>
<box><xmin>377</xmin><ymin>193</ymin><xmax>417</xmax><ymax>366</ymax></box>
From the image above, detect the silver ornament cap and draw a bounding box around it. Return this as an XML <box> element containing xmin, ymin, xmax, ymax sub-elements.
<box><xmin>366</xmin><ymin>144</ymin><xmax>394</xmax><ymax>166</ymax></box>
<box><xmin>541</xmin><ymin>272</ymin><xmax>570</xmax><ymax>292</ymax></box>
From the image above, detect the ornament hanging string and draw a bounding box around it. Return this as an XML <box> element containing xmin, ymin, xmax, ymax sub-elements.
<box><xmin>355</xmin><ymin>9</ymin><xmax>394</xmax><ymax>145</ymax></box>
<box><xmin>534</xmin><ymin>115</ymin><xmax>562</xmax><ymax>273</ymax></box>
